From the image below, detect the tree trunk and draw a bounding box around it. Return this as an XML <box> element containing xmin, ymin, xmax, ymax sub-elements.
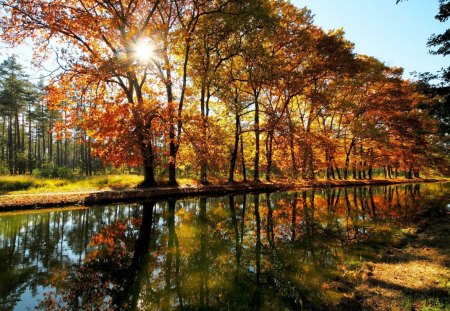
<box><xmin>1</xmin><ymin>117</ymin><xmax>5</xmax><ymax>164</ymax></box>
<box><xmin>335</xmin><ymin>166</ymin><xmax>341</xmax><ymax>180</ymax></box>
<box><xmin>141</xmin><ymin>142</ymin><xmax>157</xmax><ymax>187</ymax></box>
<box><xmin>265</xmin><ymin>131</ymin><xmax>274</xmax><ymax>181</ymax></box>
<box><xmin>240</xmin><ymin>133</ymin><xmax>247</xmax><ymax>182</ymax></box>
<box><xmin>7</xmin><ymin>116</ymin><xmax>13</xmax><ymax>175</ymax></box>
<box><xmin>344</xmin><ymin>138</ymin><xmax>355</xmax><ymax>180</ymax></box>
<box><xmin>254</xmin><ymin>91</ymin><xmax>260</xmax><ymax>182</ymax></box>
<box><xmin>228</xmin><ymin>111</ymin><xmax>240</xmax><ymax>183</ymax></box>
<box><xmin>48</xmin><ymin>113</ymin><xmax>53</xmax><ymax>163</ymax></box>
<box><xmin>199</xmin><ymin>84</ymin><xmax>210</xmax><ymax>184</ymax></box>
<box><xmin>28</xmin><ymin>104</ymin><xmax>32</xmax><ymax>174</ymax></box>
<box><xmin>14</xmin><ymin>111</ymin><xmax>20</xmax><ymax>174</ymax></box>
<box><xmin>287</xmin><ymin>111</ymin><xmax>298</xmax><ymax>179</ymax></box>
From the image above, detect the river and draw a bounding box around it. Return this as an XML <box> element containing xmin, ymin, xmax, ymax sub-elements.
<box><xmin>0</xmin><ymin>182</ymin><xmax>448</xmax><ymax>310</ymax></box>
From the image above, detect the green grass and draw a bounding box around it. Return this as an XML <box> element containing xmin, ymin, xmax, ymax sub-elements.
<box><xmin>419</xmin><ymin>298</ymin><xmax>449</xmax><ymax>311</ymax></box>
<box><xmin>0</xmin><ymin>174</ymin><xmax>144</xmax><ymax>195</ymax></box>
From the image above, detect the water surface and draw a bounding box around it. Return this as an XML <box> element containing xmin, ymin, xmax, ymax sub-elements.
<box><xmin>0</xmin><ymin>182</ymin><xmax>448</xmax><ymax>310</ymax></box>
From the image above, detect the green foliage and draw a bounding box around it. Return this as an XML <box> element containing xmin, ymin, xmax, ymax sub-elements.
<box><xmin>420</xmin><ymin>297</ymin><xmax>449</xmax><ymax>311</ymax></box>
<box><xmin>32</xmin><ymin>163</ymin><xmax>73</xmax><ymax>178</ymax></box>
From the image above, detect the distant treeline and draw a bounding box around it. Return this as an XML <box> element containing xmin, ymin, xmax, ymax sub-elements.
<box><xmin>0</xmin><ymin>57</ymin><xmax>102</xmax><ymax>177</ymax></box>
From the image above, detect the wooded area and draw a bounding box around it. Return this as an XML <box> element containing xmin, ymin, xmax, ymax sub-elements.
<box><xmin>0</xmin><ymin>57</ymin><xmax>100</xmax><ymax>176</ymax></box>
<box><xmin>0</xmin><ymin>0</ymin><xmax>448</xmax><ymax>185</ymax></box>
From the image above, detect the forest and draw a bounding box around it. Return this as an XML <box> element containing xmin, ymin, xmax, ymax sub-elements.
<box><xmin>0</xmin><ymin>0</ymin><xmax>448</xmax><ymax>186</ymax></box>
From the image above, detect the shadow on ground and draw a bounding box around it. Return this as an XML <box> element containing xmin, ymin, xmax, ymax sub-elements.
<box><xmin>338</xmin><ymin>210</ymin><xmax>450</xmax><ymax>311</ymax></box>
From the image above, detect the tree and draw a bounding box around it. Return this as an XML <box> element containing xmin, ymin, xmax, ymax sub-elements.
<box><xmin>0</xmin><ymin>56</ymin><xmax>37</xmax><ymax>174</ymax></box>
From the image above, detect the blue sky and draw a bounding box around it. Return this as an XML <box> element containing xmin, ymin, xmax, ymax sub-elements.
<box><xmin>294</xmin><ymin>0</ymin><xmax>448</xmax><ymax>79</ymax></box>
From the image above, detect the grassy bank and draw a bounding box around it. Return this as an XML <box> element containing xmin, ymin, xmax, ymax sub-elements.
<box><xmin>0</xmin><ymin>175</ymin><xmax>206</xmax><ymax>195</ymax></box>
<box><xmin>0</xmin><ymin>174</ymin><xmax>448</xmax><ymax>210</ymax></box>
<box><xmin>0</xmin><ymin>174</ymin><xmax>144</xmax><ymax>195</ymax></box>
<box><xmin>1</xmin><ymin>174</ymin><xmax>447</xmax><ymax>196</ymax></box>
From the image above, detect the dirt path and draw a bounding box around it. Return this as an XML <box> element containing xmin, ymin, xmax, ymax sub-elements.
<box><xmin>1</xmin><ymin>178</ymin><xmax>445</xmax><ymax>211</ymax></box>
<box><xmin>342</xmin><ymin>213</ymin><xmax>450</xmax><ymax>310</ymax></box>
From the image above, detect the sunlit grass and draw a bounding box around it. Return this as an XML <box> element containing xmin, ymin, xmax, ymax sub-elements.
<box><xmin>0</xmin><ymin>175</ymin><xmax>207</xmax><ymax>195</ymax></box>
<box><xmin>0</xmin><ymin>175</ymin><xmax>144</xmax><ymax>195</ymax></box>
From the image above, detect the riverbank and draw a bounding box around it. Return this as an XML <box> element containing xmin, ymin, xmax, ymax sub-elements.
<box><xmin>338</xmin><ymin>206</ymin><xmax>450</xmax><ymax>310</ymax></box>
<box><xmin>0</xmin><ymin>177</ymin><xmax>447</xmax><ymax>210</ymax></box>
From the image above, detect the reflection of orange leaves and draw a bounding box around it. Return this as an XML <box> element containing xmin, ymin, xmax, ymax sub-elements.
<box><xmin>89</xmin><ymin>221</ymin><xmax>128</xmax><ymax>248</ymax></box>
<box><xmin>47</xmin><ymin>268</ymin><xmax>68</xmax><ymax>287</ymax></box>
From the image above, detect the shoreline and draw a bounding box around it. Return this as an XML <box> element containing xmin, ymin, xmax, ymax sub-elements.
<box><xmin>0</xmin><ymin>178</ymin><xmax>447</xmax><ymax>211</ymax></box>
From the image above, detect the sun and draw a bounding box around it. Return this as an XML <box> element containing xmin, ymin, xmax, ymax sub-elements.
<box><xmin>132</xmin><ymin>38</ymin><xmax>155</xmax><ymax>64</ymax></box>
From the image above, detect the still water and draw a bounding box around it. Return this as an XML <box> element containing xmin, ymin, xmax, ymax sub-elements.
<box><xmin>0</xmin><ymin>183</ymin><xmax>448</xmax><ymax>310</ymax></box>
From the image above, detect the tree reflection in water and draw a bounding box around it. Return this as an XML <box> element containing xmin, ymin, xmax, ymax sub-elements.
<box><xmin>0</xmin><ymin>183</ymin><xmax>448</xmax><ymax>310</ymax></box>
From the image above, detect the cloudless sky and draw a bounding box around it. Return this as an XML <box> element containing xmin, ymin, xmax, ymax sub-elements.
<box><xmin>294</xmin><ymin>0</ymin><xmax>448</xmax><ymax>79</ymax></box>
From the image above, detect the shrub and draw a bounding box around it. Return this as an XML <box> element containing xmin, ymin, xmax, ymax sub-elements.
<box><xmin>32</xmin><ymin>163</ymin><xmax>74</xmax><ymax>178</ymax></box>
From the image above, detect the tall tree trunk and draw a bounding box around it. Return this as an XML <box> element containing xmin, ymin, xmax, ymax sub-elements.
<box><xmin>287</xmin><ymin>111</ymin><xmax>298</xmax><ymax>179</ymax></box>
<box><xmin>7</xmin><ymin>116</ymin><xmax>13</xmax><ymax>175</ymax></box>
<box><xmin>48</xmin><ymin>113</ymin><xmax>53</xmax><ymax>163</ymax></box>
<box><xmin>335</xmin><ymin>166</ymin><xmax>342</xmax><ymax>179</ymax></box>
<box><xmin>308</xmin><ymin>144</ymin><xmax>315</xmax><ymax>180</ymax></box>
<box><xmin>1</xmin><ymin>117</ymin><xmax>5</xmax><ymax>164</ymax></box>
<box><xmin>87</xmin><ymin>138</ymin><xmax>92</xmax><ymax>175</ymax></box>
<box><xmin>41</xmin><ymin>103</ymin><xmax>46</xmax><ymax>159</ymax></box>
<box><xmin>199</xmin><ymin>84</ymin><xmax>210</xmax><ymax>184</ymax></box>
<box><xmin>344</xmin><ymin>138</ymin><xmax>355</xmax><ymax>179</ymax></box>
<box><xmin>253</xmin><ymin>90</ymin><xmax>260</xmax><ymax>182</ymax></box>
<box><xmin>14</xmin><ymin>111</ymin><xmax>20</xmax><ymax>174</ymax></box>
<box><xmin>28</xmin><ymin>104</ymin><xmax>32</xmax><ymax>174</ymax></box>
<box><xmin>56</xmin><ymin>140</ymin><xmax>60</xmax><ymax>167</ymax></box>
<box><xmin>229</xmin><ymin>110</ymin><xmax>240</xmax><ymax>183</ymax></box>
<box><xmin>142</xmin><ymin>141</ymin><xmax>157</xmax><ymax>187</ymax></box>
<box><xmin>265</xmin><ymin>131</ymin><xmax>274</xmax><ymax>181</ymax></box>
<box><xmin>240</xmin><ymin>133</ymin><xmax>247</xmax><ymax>182</ymax></box>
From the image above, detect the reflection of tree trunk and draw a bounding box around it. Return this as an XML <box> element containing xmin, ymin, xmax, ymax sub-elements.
<box><xmin>229</xmin><ymin>196</ymin><xmax>241</xmax><ymax>284</ymax></box>
<box><xmin>252</xmin><ymin>194</ymin><xmax>262</xmax><ymax>309</ymax></box>
<box><xmin>241</xmin><ymin>195</ymin><xmax>247</xmax><ymax>247</ymax></box>
<box><xmin>353</xmin><ymin>187</ymin><xmax>358</xmax><ymax>211</ymax></box>
<box><xmin>291</xmin><ymin>193</ymin><xmax>298</xmax><ymax>242</ymax></box>
<box><xmin>344</xmin><ymin>188</ymin><xmax>351</xmax><ymax>241</ymax></box>
<box><xmin>359</xmin><ymin>188</ymin><xmax>366</xmax><ymax>219</ymax></box>
<box><xmin>163</xmin><ymin>199</ymin><xmax>183</xmax><ymax>309</ymax></box>
<box><xmin>266</xmin><ymin>193</ymin><xmax>275</xmax><ymax>248</ymax></box>
<box><xmin>127</xmin><ymin>201</ymin><xmax>155</xmax><ymax>310</ymax></box>
<box><xmin>395</xmin><ymin>186</ymin><xmax>401</xmax><ymax>208</ymax></box>
<box><xmin>369</xmin><ymin>187</ymin><xmax>376</xmax><ymax>217</ymax></box>
<box><xmin>334</xmin><ymin>189</ymin><xmax>341</xmax><ymax>207</ymax></box>
<box><xmin>199</xmin><ymin>197</ymin><xmax>209</xmax><ymax>308</ymax></box>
